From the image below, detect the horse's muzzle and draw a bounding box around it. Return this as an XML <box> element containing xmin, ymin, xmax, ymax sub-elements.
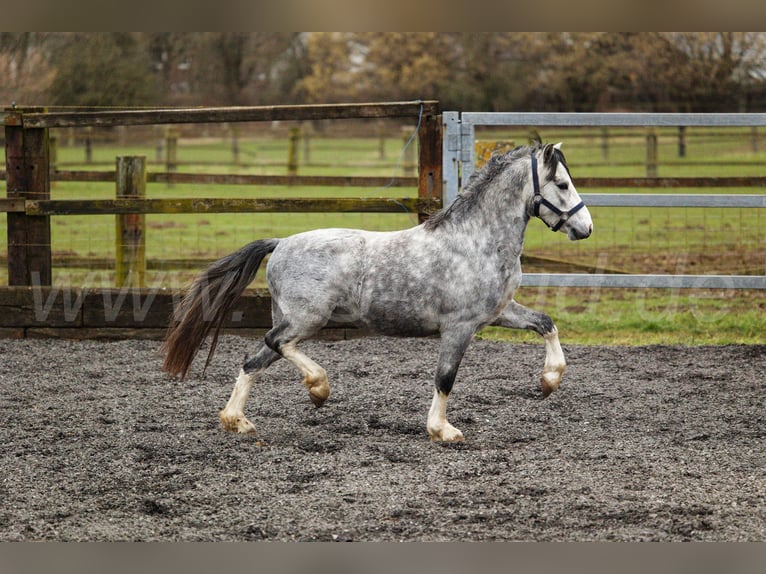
<box><xmin>568</xmin><ymin>223</ymin><xmax>593</xmax><ymax>241</ymax></box>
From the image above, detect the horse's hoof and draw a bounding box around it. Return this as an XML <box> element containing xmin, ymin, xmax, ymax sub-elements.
<box><xmin>219</xmin><ymin>411</ymin><xmax>258</xmax><ymax>435</ymax></box>
<box><xmin>308</xmin><ymin>382</ymin><xmax>330</xmax><ymax>408</ymax></box>
<box><xmin>309</xmin><ymin>392</ymin><xmax>327</xmax><ymax>408</ymax></box>
<box><xmin>540</xmin><ymin>371</ymin><xmax>561</xmax><ymax>398</ymax></box>
<box><xmin>428</xmin><ymin>423</ymin><xmax>464</xmax><ymax>443</ymax></box>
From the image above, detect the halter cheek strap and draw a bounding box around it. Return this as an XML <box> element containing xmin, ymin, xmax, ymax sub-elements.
<box><xmin>530</xmin><ymin>153</ymin><xmax>586</xmax><ymax>232</ymax></box>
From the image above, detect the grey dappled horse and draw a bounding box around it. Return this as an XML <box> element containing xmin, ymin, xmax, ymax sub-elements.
<box><xmin>162</xmin><ymin>142</ymin><xmax>593</xmax><ymax>442</ymax></box>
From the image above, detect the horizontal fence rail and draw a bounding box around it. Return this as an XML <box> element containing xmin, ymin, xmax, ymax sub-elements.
<box><xmin>443</xmin><ymin>110</ymin><xmax>766</xmax><ymax>289</ymax></box>
<box><xmin>12</xmin><ymin>101</ymin><xmax>440</xmax><ymax>128</ymax></box>
<box><xmin>459</xmin><ymin>112</ymin><xmax>766</xmax><ymax>127</ymax></box>
<box><xmin>520</xmin><ymin>274</ymin><xmax>766</xmax><ymax>290</ymax></box>
<box><xmin>1</xmin><ymin>197</ymin><xmax>437</xmax><ymax>216</ymax></box>
<box><xmin>580</xmin><ymin>194</ymin><xmax>766</xmax><ymax>208</ymax></box>
<box><xmin>0</xmin><ymin>171</ymin><xmax>418</xmax><ymax>188</ymax></box>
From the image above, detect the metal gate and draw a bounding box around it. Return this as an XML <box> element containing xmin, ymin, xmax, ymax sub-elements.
<box><xmin>442</xmin><ymin>111</ymin><xmax>766</xmax><ymax>289</ymax></box>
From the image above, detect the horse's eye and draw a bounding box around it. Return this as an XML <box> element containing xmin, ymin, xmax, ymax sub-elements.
<box><xmin>556</xmin><ymin>182</ymin><xmax>569</xmax><ymax>191</ymax></box>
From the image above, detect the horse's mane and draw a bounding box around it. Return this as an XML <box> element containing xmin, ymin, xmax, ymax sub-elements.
<box><xmin>424</xmin><ymin>142</ymin><xmax>569</xmax><ymax>231</ymax></box>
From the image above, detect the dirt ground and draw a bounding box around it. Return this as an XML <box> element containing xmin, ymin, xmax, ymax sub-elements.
<box><xmin>1</xmin><ymin>335</ymin><xmax>764</xmax><ymax>541</ymax></box>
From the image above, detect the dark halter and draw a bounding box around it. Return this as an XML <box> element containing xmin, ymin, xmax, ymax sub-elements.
<box><xmin>531</xmin><ymin>153</ymin><xmax>585</xmax><ymax>232</ymax></box>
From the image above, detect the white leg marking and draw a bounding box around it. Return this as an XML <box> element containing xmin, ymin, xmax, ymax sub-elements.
<box><xmin>427</xmin><ymin>389</ymin><xmax>464</xmax><ymax>442</ymax></box>
<box><xmin>281</xmin><ymin>341</ymin><xmax>330</xmax><ymax>407</ymax></box>
<box><xmin>219</xmin><ymin>369</ymin><xmax>258</xmax><ymax>434</ymax></box>
<box><xmin>541</xmin><ymin>327</ymin><xmax>567</xmax><ymax>397</ymax></box>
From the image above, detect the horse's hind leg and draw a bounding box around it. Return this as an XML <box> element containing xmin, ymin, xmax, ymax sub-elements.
<box><xmin>280</xmin><ymin>341</ymin><xmax>330</xmax><ymax>407</ymax></box>
<box><xmin>427</xmin><ymin>328</ymin><xmax>473</xmax><ymax>442</ymax></box>
<box><xmin>265</xmin><ymin>321</ymin><xmax>331</xmax><ymax>408</ymax></box>
<box><xmin>219</xmin><ymin>343</ymin><xmax>280</xmax><ymax>434</ymax></box>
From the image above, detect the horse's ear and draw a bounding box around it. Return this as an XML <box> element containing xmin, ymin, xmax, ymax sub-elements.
<box><xmin>553</xmin><ymin>142</ymin><xmax>563</xmax><ymax>150</ymax></box>
<box><xmin>543</xmin><ymin>143</ymin><xmax>554</xmax><ymax>162</ymax></box>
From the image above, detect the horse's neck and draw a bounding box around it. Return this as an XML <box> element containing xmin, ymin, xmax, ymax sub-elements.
<box><xmin>442</xmin><ymin>187</ymin><xmax>530</xmax><ymax>258</ymax></box>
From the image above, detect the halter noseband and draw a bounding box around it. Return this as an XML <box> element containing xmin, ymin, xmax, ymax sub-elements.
<box><xmin>531</xmin><ymin>153</ymin><xmax>585</xmax><ymax>232</ymax></box>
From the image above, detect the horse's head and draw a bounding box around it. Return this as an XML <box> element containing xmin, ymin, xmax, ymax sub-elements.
<box><xmin>531</xmin><ymin>143</ymin><xmax>593</xmax><ymax>241</ymax></box>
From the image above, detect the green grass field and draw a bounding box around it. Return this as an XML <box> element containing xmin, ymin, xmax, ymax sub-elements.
<box><xmin>2</xmin><ymin>125</ymin><xmax>765</xmax><ymax>345</ymax></box>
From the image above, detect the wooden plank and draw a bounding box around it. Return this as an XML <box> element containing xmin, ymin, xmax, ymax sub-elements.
<box><xmin>150</xmin><ymin>173</ymin><xmax>418</xmax><ymax>187</ymax></box>
<box><xmin>82</xmin><ymin>288</ymin><xmax>179</xmax><ymax>328</ymax></box>
<box><xmin>24</xmin><ymin>197</ymin><xmax>441</xmax><ymax>216</ymax></box>
<box><xmin>5</xmin><ymin>114</ymin><xmax>52</xmax><ymax>286</ymax></box>
<box><xmin>81</xmin><ymin>288</ymin><xmax>273</xmax><ymax>329</ymax></box>
<box><xmin>0</xmin><ymin>286</ymin><xmax>83</xmax><ymax>327</ymax></box>
<box><xmin>0</xmin><ymin>199</ymin><xmax>25</xmax><ymax>212</ymax></box>
<box><xmin>0</xmin><ymin>255</ymin><xmax>224</xmax><ymax>270</ymax></box>
<box><xmin>20</xmin><ymin>326</ymin><xmax>366</xmax><ymax>341</ymax></box>
<box><xmin>0</xmin><ymin>327</ymin><xmax>25</xmax><ymax>338</ymax></box>
<box><xmin>25</xmin><ymin>327</ymin><xmax>169</xmax><ymax>340</ymax></box>
<box><xmin>53</xmin><ymin>170</ymin><xmax>115</xmax><ymax>182</ymax></box>
<box><xmin>22</xmin><ymin>101</ymin><xmax>441</xmax><ymax>128</ymax></box>
<box><xmin>0</xmin><ymin>287</ymin><xmax>372</xmax><ymax>338</ymax></box>
<box><xmin>51</xmin><ymin>170</ymin><xmax>418</xmax><ymax>187</ymax></box>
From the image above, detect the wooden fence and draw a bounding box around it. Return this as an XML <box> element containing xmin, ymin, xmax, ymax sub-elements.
<box><xmin>3</xmin><ymin>104</ymin><xmax>766</xmax><ymax>338</ymax></box>
<box><xmin>0</xmin><ymin>101</ymin><xmax>441</xmax><ymax>338</ymax></box>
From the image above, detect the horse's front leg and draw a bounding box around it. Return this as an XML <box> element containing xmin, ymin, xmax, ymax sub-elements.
<box><xmin>492</xmin><ymin>300</ymin><xmax>566</xmax><ymax>397</ymax></box>
<box><xmin>427</xmin><ymin>328</ymin><xmax>474</xmax><ymax>442</ymax></box>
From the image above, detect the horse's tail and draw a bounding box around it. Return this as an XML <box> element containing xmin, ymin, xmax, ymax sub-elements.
<box><xmin>162</xmin><ymin>238</ymin><xmax>280</xmax><ymax>380</ymax></box>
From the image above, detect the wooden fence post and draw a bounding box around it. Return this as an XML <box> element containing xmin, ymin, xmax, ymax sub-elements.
<box><xmin>165</xmin><ymin>128</ymin><xmax>178</xmax><ymax>187</ymax></box>
<box><xmin>646</xmin><ymin>128</ymin><xmax>658</xmax><ymax>177</ymax></box>
<box><xmin>85</xmin><ymin>126</ymin><xmax>93</xmax><ymax>164</ymax></box>
<box><xmin>49</xmin><ymin>135</ymin><xmax>58</xmax><ymax>178</ymax></box>
<box><xmin>287</xmin><ymin>127</ymin><xmax>300</xmax><ymax>176</ymax></box>
<box><xmin>417</xmin><ymin>112</ymin><xmax>442</xmax><ymax>224</ymax></box>
<box><xmin>678</xmin><ymin>126</ymin><xmax>686</xmax><ymax>158</ymax></box>
<box><xmin>115</xmin><ymin>156</ymin><xmax>146</xmax><ymax>288</ymax></box>
<box><xmin>302</xmin><ymin>126</ymin><xmax>311</xmax><ymax>165</ymax></box>
<box><xmin>5</xmin><ymin>107</ymin><xmax>52</xmax><ymax>286</ymax></box>
<box><xmin>49</xmin><ymin>135</ymin><xmax>58</xmax><ymax>193</ymax></box>
<box><xmin>229</xmin><ymin>124</ymin><xmax>239</xmax><ymax>164</ymax></box>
